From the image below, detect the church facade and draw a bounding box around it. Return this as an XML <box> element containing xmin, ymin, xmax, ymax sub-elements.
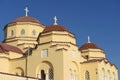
<box><xmin>0</xmin><ymin>8</ymin><xmax>118</xmax><ymax>80</ymax></box>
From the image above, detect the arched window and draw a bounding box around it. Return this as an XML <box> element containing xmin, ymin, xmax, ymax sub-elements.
<box><xmin>41</xmin><ymin>70</ymin><xmax>46</xmax><ymax>80</ymax></box>
<box><xmin>32</xmin><ymin>30</ymin><xmax>36</xmax><ymax>36</ymax></box>
<box><xmin>102</xmin><ymin>68</ymin><xmax>105</xmax><ymax>80</ymax></box>
<box><xmin>85</xmin><ymin>71</ymin><xmax>89</xmax><ymax>80</ymax></box>
<box><xmin>107</xmin><ymin>70</ymin><xmax>111</xmax><ymax>80</ymax></box>
<box><xmin>11</xmin><ymin>30</ymin><xmax>14</xmax><ymax>36</ymax></box>
<box><xmin>49</xmin><ymin>68</ymin><xmax>53</xmax><ymax>80</ymax></box>
<box><xmin>69</xmin><ymin>69</ymin><xmax>73</xmax><ymax>80</ymax></box>
<box><xmin>21</xmin><ymin>29</ymin><xmax>25</xmax><ymax>35</ymax></box>
<box><xmin>15</xmin><ymin>67</ymin><xmax>24</xmax><ymax>76</ymax></box>
<box><xmin>113</xmin><ymin>72</ymin><xmax>116</xmax><ymax>80</ymax></box>
<box><xmin>74</xmin><ymin>70</ymin><xmax>77</xmax><ymax>80</ymax></box>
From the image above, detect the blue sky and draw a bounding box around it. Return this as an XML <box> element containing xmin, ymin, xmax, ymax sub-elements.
<box><xmin>0</xmin><ymin>0</ymin><xmax>120</xmax><ymax>78</ymax></box>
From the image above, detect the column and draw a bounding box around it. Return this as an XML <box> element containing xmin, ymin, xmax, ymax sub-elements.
<box><xmin>46</xmin><ymin>70</ymin><xmax>49</xmax><ymax>80</ymax></box>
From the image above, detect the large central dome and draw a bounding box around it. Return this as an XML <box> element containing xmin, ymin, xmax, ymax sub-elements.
<box><xmin>11</xmin><ymin>16</ymin><xmax>41</xmax><ymax>24</ymax></box>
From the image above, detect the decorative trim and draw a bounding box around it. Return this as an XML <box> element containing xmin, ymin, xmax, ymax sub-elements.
<box><xmin>50</xmin><ymin>44</ymin><xmax>70</xmax><ymax>48</ymax></box>
<box><xmin>39</xmin><ymin>41</ymin><xmax>78</xmax><ymax>47</ymax></box>
<box><xmin>56</xmin><ymin>48</ymin><xmax>68</xmax><ymax>51</ymax></box>
<box><xmin>40</xmin><ymin>32</ymin><xmax>75</xmax><ymax>38</ymax></box>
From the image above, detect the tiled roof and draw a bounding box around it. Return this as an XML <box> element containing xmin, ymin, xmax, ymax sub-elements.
<box><xmin>11</xmin><ymin>16</ymin><xmax>41</xmax><ymax>24</ymax></box>
<box><xmin>0</xmin><ymin>43</ymin><xmax>23</xmax><ymax>54</ymax></box>
<box><xmin>42</xmin><ymin>25</ymin><xmax>69</xmax><ymax>33</ymax></box>
<box><xmin>79</xmin><ymin>43</ymin><xmax>101</xmax><ymax>51</ymax></box>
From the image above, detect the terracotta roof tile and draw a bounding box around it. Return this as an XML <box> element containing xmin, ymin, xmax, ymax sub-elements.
<box><xmin>11</xmin><ymin>16</ymin><xmax>41</xmax><ymax>24</ymax></box>
<box><xmin>42</xmin><ymin>25</ymin><xmax>69</xmax><ymax>33</ymax></box>
<box><xmin>0</xmin><ymin>43</ymin><xmax>23</xmax><ymax>54</ymax></box>
<box><xmin>79</xmin><ymin>43</ymin><xmax>101</xmax><ymax>51</ymax></box>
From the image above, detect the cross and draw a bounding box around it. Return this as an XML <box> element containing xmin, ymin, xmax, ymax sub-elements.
<box><xmin>54</xmin><ymin>16</ymin><xmax>58</xmax><ymax>25</ymax></box>
<box><xmin>24</xmin><ymin>7</ymin><xmax>29</xmax><ymax>16</ymax></box>
<box><xmin>88</xmin><ymin>36</ymin><xmax>91</xmax><ymax>43</ymax></box>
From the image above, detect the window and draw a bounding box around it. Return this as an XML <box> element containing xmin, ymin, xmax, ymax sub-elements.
<box><xmin>49</xmin><ymin>68</ymin><xmax>53</xmax><ymax>80</ymax></box>
<box><xmin>11</xmin><ymin>30</ymin><xmax>14</xmax><ymax>36</ymax></box>
<box><xmin>32</xmin><ymin>30</ymin><xmax>36</xmax><ymax>36</ymax></box>
<box><xmin>41</xmin><ymin>70</ymin><xmax>46</xmax><ymax>80</ymax></box>
<box><xmin>74</xmin><ymin>70</ymin><xmax>77</xmax><ymax>80</ymax></box>
<box><xmin>107</xmin><ymin>70</ymin><xmax>111</xmax><ymax>80</ymax></box>
<box><xmin>85</xmin><ymin>71</ymin><xmax>89</xmax><ymax>80</ymax></box>
<box><xmin>113</xmin><ymin>72</ymin><xmax>116</xmax><ymax>80</ymax></box>
<box><xmin>71</xmin><ymin>50</ymin><xmax>77</xmax><ymax>58</ymax></box>
<box><xmin>102</xmin><ymin>68</ymin><xmax>105</xmax><ymax>80</ymax></box>
<box><xmin>41</xmin><ymin>49</ymin><xmax>48</xmax><ymax>58</ymax></box>
<box><xmin>21</xmin><ymin>29</ymin><xmax>25</xmax><ymax>35</ymax></box>
<box><xmin>70</xmin><ymin>69</ymin><xmax>73</xmax><ymax>80</ymax></box>
<box><xmin>70</xmin><ymin>69</ymin><xmax>77</xmax><ymax>80</ymax></box>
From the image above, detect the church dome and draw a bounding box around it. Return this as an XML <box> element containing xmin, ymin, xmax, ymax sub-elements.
<box><xmin>42</xmin><ymin>25</ymin><xmax>69</xmax><ymax>33</ymax></box>
<box><xmin>0</xmin><ymin>43</ymin><xmax>23</xmax><ymax>54</ymax></box>
<box><xmin>11</xmin><ymin>16</ymin><xmax>41</xmax><ymax>24</ymax></box>
<box><xmin>79</xmin><ymin>43</ymin><xmax>101</xmax><ymax>51</ymax></box>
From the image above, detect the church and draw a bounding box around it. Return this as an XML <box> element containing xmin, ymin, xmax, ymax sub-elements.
<box><xmin>0</xmin><ymin>7</ymin><xmax>118</xmax><ymax>80</ymax></box>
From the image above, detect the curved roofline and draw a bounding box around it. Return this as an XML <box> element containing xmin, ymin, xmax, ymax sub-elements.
<box><xmin>0</xmin><ymin>43</ymin><xmax>23</xmax><ymax>54</ymax></box>
<box><xmin>42</xmin><ymin>24</ymin><xmax>74</xmax><ymax>35</ymax></box>
<box><xmin>79</xmin><ymin>42</ymin><xmax>102</xmax><ymax>51</ymax></box>
<box><xmin>11</xmin><ymin>16</ymin><xmax>41</xmax><ymax>24</ymax></box>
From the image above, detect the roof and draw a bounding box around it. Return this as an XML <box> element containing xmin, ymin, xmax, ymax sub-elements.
<box><xmin>0</xmin><ymin>43</ymin><xmax>23</xmax><ymax>54</ymax></box>
<box><xmin>79</xmin><ymin>43</ymin><xmax>101</xmax><ymax>51</ymax></box>
<box><xmin>11</xmin><ymin>16</ymin><xmax>41</xmax><ymax>24</ymax></box>
<box><xmin>42</xmin><ymin>25</ymin><xmax>69</xmax><ymax>33</ymax></box>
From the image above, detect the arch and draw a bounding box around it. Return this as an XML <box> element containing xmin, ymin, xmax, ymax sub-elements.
<box><xmin>85</xmin><ymin>71</ymin><xmax>89</xmax><ymax>80</ymax></box>
<box><xmin>72</xmin><ymin>61</ymin><xmax>79</xmax><ymax>73</ymax></box>
<box><xmin>15</xmin><ymin>67</ymin><xmax>24</xmax><ymax>76</ymax></box>
<box><xmin>21</xmin><ymin>29</ymin><xmax>25</xmax><ymax>35</ymax></box>
<box><xmin>36</xmin><ymin>61</ymin><xmax>54</xmax><ymax>80</ymax></box>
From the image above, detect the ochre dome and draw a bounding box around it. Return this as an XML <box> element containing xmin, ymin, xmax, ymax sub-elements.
<box><xmin>42</xmin><ymin>25</ymin><xmax>69</xmax><ymax>33</ymax></box>
<box><xmin>79</xmin><ymin>43</ymin><xmax>101</xmax><ymax>51</ymax></box>
<box><xmin>11</xmin><ymin>16</ymin><xmax>41</xmax><ymax>24</ymax></box>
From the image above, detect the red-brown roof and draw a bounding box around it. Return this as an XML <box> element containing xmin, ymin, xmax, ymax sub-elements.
<box><xmin>42</xmin><ymin>25</ymin><xmax>69</xmax><ymax>33</ymax></box>
<box><xmin>11</xmin><ymin>16</ymin><xmax>41</xmax><ymax>24</ymax></box>
<box><xmin>0</xmin><ymin>43</ymin><xmax>23</xmax><ymax>54</ymax></box>
<box><xmin>79</xmin><ymin>43</ymin><xmax>101</xmax><ymax>51</ymax></box>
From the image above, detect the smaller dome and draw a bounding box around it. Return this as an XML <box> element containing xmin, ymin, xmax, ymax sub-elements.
<box><xmin>11</xmin><ymin>16</ymin><xmax>41</xmax><ymax>24</ymax></box>
<box><xmin>42</xmin><ymin>25</ymin><xmax>69</xmax><ymax>33</ymax></box>
<box><xmin>0</xmin><ymin>43</ymin><xmax>23</xmax><ymax>54</ymax></box>
<box><xmin>79</xmin><ymin>43</ymin><xmax>101</xmax><ymax>51</ymax></box>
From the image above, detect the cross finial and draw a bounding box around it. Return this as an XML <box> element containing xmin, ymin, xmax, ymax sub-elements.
<box><xmin>54</xmin><ymin>16</ymin><xmax>58</xmax><ymax>25</ymax></box>
<box><xmin>24</xmin><ymin>7</ymin><xmax>29</xmax><ymax>16</ymax></box>
<box><xmin>88</xmin><ymin>36</ymin><xmax>91</xmax><ymax>43</ymax></box>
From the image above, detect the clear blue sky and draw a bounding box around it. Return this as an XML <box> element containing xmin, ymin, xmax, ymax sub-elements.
<box><xmin>0</xmin><ymin>0</ymin><xmax>120</xmax><ymax>78</ymax></box>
